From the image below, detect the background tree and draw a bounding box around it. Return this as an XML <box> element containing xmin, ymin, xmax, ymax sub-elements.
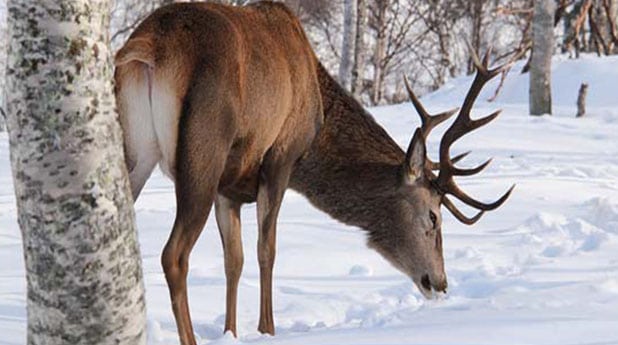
<box><xmin>368</xmin><ymin>0</ymin><xmax>422</xmax><ymax>104</ymax></box>
<box><xmin>352</xmin><ymin>0</ymin><xmax>368</xmax><ymax>99</ymax></box>
<box><xmin>3</xmin><ymin>0</ymin><xmax>618</xmax><ymax>133</ymax></box>
<box><xmin>339</xmin><ymin>0</ymin><xmax>357</xmax><ymax>90</ymax></box>
<box><xmin>111</xmin><ymin>0</ymin><xmax>172</xmax><ymax>49</ymax></box>
<box><xmin>560</xmin><ymin>0</ymin><xmax>618</xmax><ymax>57</ymax></box>
<box><xmin>530</xmin><ymin>0</ymin><xmax>556</xmax><ymax>115</ymax></box>
<box><xmin>370</xmin><ymin>0</ymin><xmax>388</xmax><ymax>104</ymax></box>
<box><xmin>5</xmin><ymin>1</ymin><xmax>146</xmax><ymax>343</ymax></box>
<box><xmin>289</xmin><ymin>0</ymin><xmax>342</xmax><ymax>73</ymax></box>
<box><xmin>0</xmin><ymin>1</ymin><xmax>7</xmax><ymax>132</ymax></box>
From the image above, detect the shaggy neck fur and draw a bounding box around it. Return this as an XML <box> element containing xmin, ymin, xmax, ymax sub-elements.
<box><xmin>289</xmin><ymin>64</ymin><xmax>407</xmax><ymax>232</ymax></box>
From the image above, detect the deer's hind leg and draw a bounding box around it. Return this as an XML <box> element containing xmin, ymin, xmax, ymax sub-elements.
<box><xmin>161</xmin><ymin>95</ymin><xmax>233</xmax><ymax>345</ymax></box>
<box><xmin>215</xmin><ymin>195</ymin><xmax>244</xmax><ymax>337</ymax></box>
<box><xmin>162</xmin><ymin>153</ymin><xmax>229</xmax><ymax>344</ymax></box>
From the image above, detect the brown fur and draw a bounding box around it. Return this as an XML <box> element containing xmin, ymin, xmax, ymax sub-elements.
<box><xmin>115</xmin><ymin>2</ymin><xmax>322</xmax><ymax>343</ymax></box>
<box><xmin>290</xmin><ymin>64</ymin><xmax>448</xmax><ymax>297</ymax></box>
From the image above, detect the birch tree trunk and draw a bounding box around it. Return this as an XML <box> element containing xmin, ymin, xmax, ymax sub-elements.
<box><xmin>339</xmin><ymin>0</ymin><xmax>357</xmax><ymax>90</ymax></box>
<box><xmin>372</xmin><ymin>1</ymin><xmax>388</xmax><ymax>105</ymax></box>
<box><xmin>468</xmin><ymin>0</ymin><xmax>484</xmax><ymax>75</ymax></box>
<box><xmin>530</xmin><ymin>0</ymin><xmax>555</xmax><ymax>116</ymax></box>
<box><xmin>0</xmin><ymin>3</ymin><xmax>6</xmax><ymax>132</ymax></box>
<box><xmin>6</xmin><ymin>1</ymin><xmax>147</xmax><ymax>344</ymax></box>
<box><xmin>352</xmin><ymin>0</ymin><xmax>367</xmax><ymax>99</ymax></box>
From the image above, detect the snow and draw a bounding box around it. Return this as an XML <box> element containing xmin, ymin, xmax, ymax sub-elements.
<box><xmin>1</xmin><ymin>54</ymin><xmax>617</xmax><ymax>344</ymax></box>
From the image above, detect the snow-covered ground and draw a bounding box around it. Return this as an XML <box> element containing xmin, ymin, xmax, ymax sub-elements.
<box><xmin>1</xmin><ymin>54</ymin><xmax>617</xmax><ymax>344</ymax></box>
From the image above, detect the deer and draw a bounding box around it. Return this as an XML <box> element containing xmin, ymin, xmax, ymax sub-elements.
<box><xmin>114</xmin><ymin>2</ymin><xmax>515</xmax><ymax>344</ymax></box>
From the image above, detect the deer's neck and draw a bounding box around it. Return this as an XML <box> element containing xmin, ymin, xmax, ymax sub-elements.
<box><xmin>289</xmin><ymin>64</ymin><xmax>405</xmax><ymax>230</ymax></box>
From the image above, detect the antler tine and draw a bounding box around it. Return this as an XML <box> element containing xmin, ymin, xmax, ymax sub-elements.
<box><xmin>446</xmin><ymin>182</ymin><xmax>516</xmax><ymax>211</ymax></box>
<box><xmin>466</xmin><ymin>40</ymin><xmax>490</xmax><ymax>78</ymax></box>
<box><xmin>482</xmin><ymin>45</ymin><xmax>493</xmax><ymax>68</ymax></box>
<box><xmin>467</xmin><ymin>42</ymin><xmax>524</xmax><ymax>80</ymax></box>
<box><xmin>451</xmin><ymin>158</ymin><xmax>493</xmax><ymax>176</ymax></box>
<box><xmin>466</xmin><ymin>39</ymin><xmax>482</xmax><ymax>65</ymax></box>
<box><xmin>452</xmin><ymin>151</ymin><xmax>471</xmax><ymax>164</ymax></box>
<box><xmin>404</xmin><ymin>75</ymin><xmax>458</xmax><ymax>136</ymax></box>
<box><xmin>442</xmin><ymin>196</ymin><xmax>484</xmax><ymax>225</ymax></box>
<box><xmin>430</xmin><ymin>153</ymin><xmax>492</xmax><ymax>177</ymax></box>
<box><xmin>404</xmin><ymin>76</ymin><xmax>429</xmax><ymax>123</ymax></box>
<box><xmin>429</xmin><ymin>151</ymin><xmax>471</xmax><ymax>171</ymax></box>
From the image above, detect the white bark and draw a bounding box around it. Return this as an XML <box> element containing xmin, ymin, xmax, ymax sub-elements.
<box><xmin>352</xmin><ymin>0</ymin><xmax>367</xmax><ymax>99</ymax></box>
<box><xmin>339</xmin><ymin>0</ymin><xmax>357</xmax><ymax>90</ymax></box>
<box><xmin>530</xmin><ymin>0</ymin><xmax>555</xmax><ymax>116</ymax></box>
<box><xmin>6</xmin><ymin>1</ymin><xmax>146</xmax><ymax>344</ymax></box>
<box><xmin>372</xmin><ymin>1</ymin><xmax>388</xmax><ymax>105</ymax></box>
<box><xmin>0</xmin><ymin>2</ymin><xmax>6</xmax><ymax>131</ymax></box>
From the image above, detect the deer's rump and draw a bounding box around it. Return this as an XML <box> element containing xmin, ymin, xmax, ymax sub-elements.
<box><xmin>113</xmin><ymin>2</ymin><xmax>323</xmax><ymax>202</ymax></box>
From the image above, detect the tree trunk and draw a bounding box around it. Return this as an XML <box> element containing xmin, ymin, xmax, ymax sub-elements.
<box><xmin>372</xmin><ymin>1</ymin><xmax>388</xmax><ymax>105</ymax></box>
<box><xmin>588</xmin><ymin>2</ymin><xmax>610</xmax><ymax>55</ymax></box>
<box><xmin>603</xmin><ymin>0</ymin><xmax>618</xmax><ymax>53</ymax></box>
<box><xmin>437</xmin><ymin>25</ymin><xmax>455</xmax><ymax>82</ymax></box>
<box><xmin>0</xmin><ymin>7</ymin><xmax>6</xmax><ymax>132</ymax></box>
<box><xmin>468</xmin><ymin>0</ymin><xmax>484</xmax><ymax>75</ymax></box>
<box><xmin>530</xmin><ymin>0</ymin><xmax>555</xmax><ymax>116</ymax></box>
<box><xmin>339</xmin><ymin>0</ymin><xmax>357</xmax><ymax>90</ymax></box>
<box><xmin>351</xmin><ymin>0</ymin><xmax>367</xmax><ymax>99</ymax></box>
<box><xmin>6</xmin><ymin>1</ymin><xmax>146</xmax><ymax>344</ymax></box>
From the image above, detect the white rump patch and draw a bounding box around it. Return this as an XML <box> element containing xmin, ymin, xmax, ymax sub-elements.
<box><xmin>151</xmin><ymin>77</ymin><xmax>181</xmax><ymax>180</ymax></box>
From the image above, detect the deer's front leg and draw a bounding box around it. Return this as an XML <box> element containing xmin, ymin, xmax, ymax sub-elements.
<box><xmin>214</xmin><ymin>195</ymin><xmax>243</xmax><ymax>337</ymax></box>
<box><xmin>256</xmin><ymin>155</ymin><xmax>294</xmax><ymax>335</ymax></box>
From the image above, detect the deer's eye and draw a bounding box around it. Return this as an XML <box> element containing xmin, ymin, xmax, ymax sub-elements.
<box><xmin>429</xmin><ymin>211</ymin><xmax>437</xmax><ymax>228</ymax></box>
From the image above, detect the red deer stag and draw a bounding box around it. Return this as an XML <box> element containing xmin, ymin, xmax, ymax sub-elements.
<box><xmin>115</xmin><ymin>2</ymin><xmax>514</xmax><ymax>344</ymax></box>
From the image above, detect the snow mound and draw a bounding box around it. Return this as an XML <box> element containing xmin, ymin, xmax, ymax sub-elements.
<box><xmin>348</xmin><ymin>264</ymin><xmax>373</xmax><ymax>277</ymax></box>
<box><xmin>579</xmin><ymin>198</ymin><xmax>618</xmax><ymax>234</ymax></box>
<box><xmin>515</xmin><ymin>199</ymin><xmax>618</xmax><ymax>258</ymax></box>
<box><xmin>516</xmin><ymin>213</ymin><xmax>604</xmax><ymax>257</ymax></box>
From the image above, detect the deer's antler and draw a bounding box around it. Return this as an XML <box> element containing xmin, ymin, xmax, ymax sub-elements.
<box><xmin>404</xmin><ymin>47</ymin><xmax>523</xmax><ymax>224</ymax></box>
<box><xmin>434</xmin><ymin>47</ymin><xmax>521</xmax><ymax>223</ymax></box>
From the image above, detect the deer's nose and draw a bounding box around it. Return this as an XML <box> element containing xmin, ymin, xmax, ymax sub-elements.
<box><xmin>432</xmin><ymin>277</ymin><xmax>448</xmax><ymax>293</ymax></box>
<box><xmin>422</xmin><ymin>273</ymin><xmax>448</xmax><ymax>293</ymax></box>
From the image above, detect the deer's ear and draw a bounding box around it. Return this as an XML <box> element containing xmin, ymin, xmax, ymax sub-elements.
<box><xmin>405</xmin><ymin>128</ymin><xmax>426</xmax><ymax>183</ymax></box>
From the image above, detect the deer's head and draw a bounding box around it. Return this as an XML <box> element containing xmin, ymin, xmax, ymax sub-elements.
<box><xmin>368</xmin><ymin>50</ymin><xmax>517</xmax><ymax>299</ymax></box>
